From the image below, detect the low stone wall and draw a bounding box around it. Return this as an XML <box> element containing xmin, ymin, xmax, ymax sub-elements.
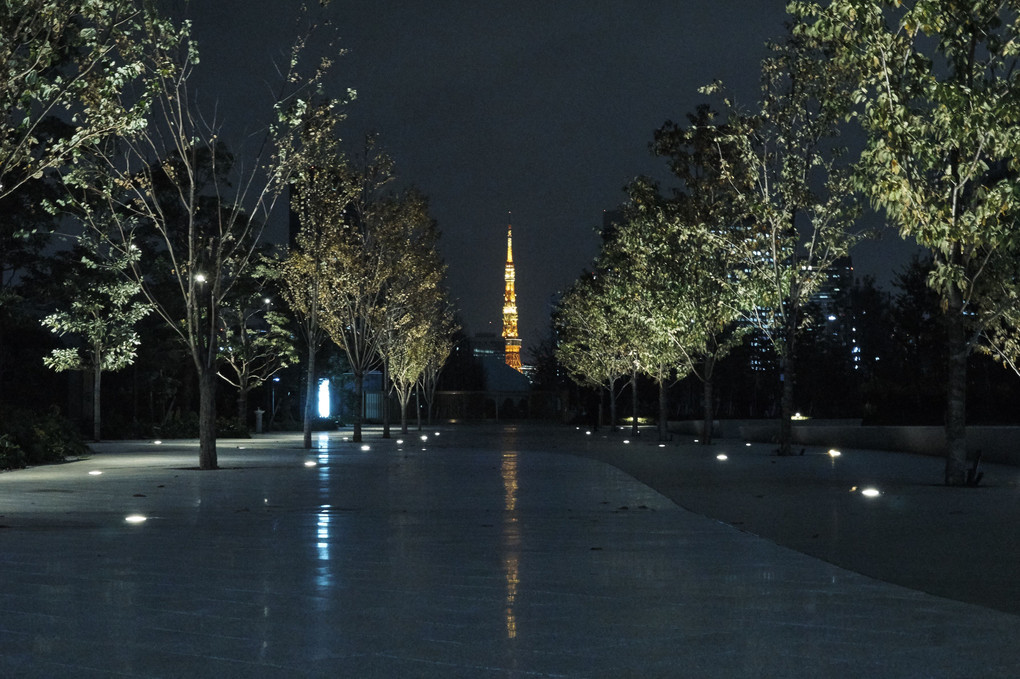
<box><xmin>709</xmin><ymin>419</ymin><xmax>1020</xmax><ymax>466</ymax></box>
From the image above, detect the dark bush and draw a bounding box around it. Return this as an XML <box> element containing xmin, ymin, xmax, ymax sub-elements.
<box><xmin>0</xmin><ymin>434</ymin><xmax>26</xmax><ymax>470</ymax></box>
<box><xmin>155</xmin><ymin>412</ymin><xmax>199</xmax><ymax>439</ymax></box>
<box><xmin>216</xmin><ymin>417</ymin><xmax>251</xmax><ymax>438</ymax></box>
<box><xmin>0</xmin><ymin>406</ymin><xmax>87</xmax><ymax>466</ymax></box>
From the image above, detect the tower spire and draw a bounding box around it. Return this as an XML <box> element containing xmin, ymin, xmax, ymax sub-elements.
<box><xmin>502</xmin><ymin>215</ymin><xmax>522</xmax><ymax>372</ymax></box>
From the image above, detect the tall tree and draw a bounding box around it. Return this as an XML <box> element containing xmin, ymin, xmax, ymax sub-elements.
<box><xmin>374</xmin><ymin>189</ymin><xmax>449</xmax><ymax>435</ymax></box>
<box><xmin>41</xmin><ymin>239</ymin><xmax>151</xmax><ymax>441</ymax></box>
<box><xmin>707</xmin><ymin>20</ymin><xmax>864</xmax><ymax>454</ymax></box>
<box><xmin>619</xmin><ymin>106</ymin><xmax>750</xmax><ymax>444</ymax></box>
<box><xmin>556</xmin><ymin>269</ymin><xmax>637</xmax><ymax>431</ymax></box>
<box><xmin>61</xmin><ymin>7</ymin><xmax>341</xmax><ymax>469</ymax></box>
<box><xmin>799</xmin><ymin>0</ymin><xmax>1020</xmax><ymax>483</ymax></box>
<box><xmin>316</xmin><ymin>138</ymin><xmax>395</xmax><ymax>443</ymax></box>
<box><xmin>419</xmin><ymin>301</ymin><xmax>458</xmax><ymax>427</ymax></box>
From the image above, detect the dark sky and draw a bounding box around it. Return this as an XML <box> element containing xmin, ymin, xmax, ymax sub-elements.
<box><xmin>188</xmin><ymin>1</ymin><xmax>919</xmax><ymax>353</ymax></box>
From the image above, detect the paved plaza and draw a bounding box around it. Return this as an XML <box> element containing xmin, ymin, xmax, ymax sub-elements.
<box><xmin>0</xmin><ymin>424</ymin><xmax>1018</xmax><ymax>677</ymax></box>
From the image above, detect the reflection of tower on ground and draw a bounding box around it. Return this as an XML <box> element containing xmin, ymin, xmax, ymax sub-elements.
<box><xmin>501</xmin><ymin>447</ymin><xmax>520</xmax><ymax>640</ymax></box>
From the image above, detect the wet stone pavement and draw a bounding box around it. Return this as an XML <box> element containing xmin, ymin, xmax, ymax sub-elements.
<box><xmin>0</xmin><ymin>425</ymin><xmax>1018</xmax><ymax>677</ymax></box>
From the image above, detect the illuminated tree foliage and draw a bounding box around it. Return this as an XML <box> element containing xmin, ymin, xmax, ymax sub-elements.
<box><xmin>419</xmin><ymin>302</ymin><xmax>458</xmax><ymax>427</ymax></box>
<box><xmin>797</xmin><ymin>0</ymin><xmax>1020</xmax><ymax>484</ymax></box>
<box><xmin>706</xmin><ymin>19</ymin><xmax>864</xmax><ymax>455</ymax></box>
<box><xmin>374</xmin><ymin>190</ymin><xmax>452</xmax><ymax>435</ymax></box>
<box><xmin>555</xmin><ymin>267</ymin><xmax>640</xmax><ymax>430</ymax></box>
<box><xmin>0</xmin><ymin>0</ymin><xmax>158</xmax><ymax>203</ymax></box>
<box><xmin>280</xmin><ymin>101</ymin><xmax>356</xmax><ymax>449</ymax></box>
<box><xmin>314</xmin><ymin>139</ymin><xmax>396</xmax><ymax>443</ymax></box>
<box><xmin>617</xmin><ymin>106</ymin><xmax>749</xmax><ymax>444</ymax></box>
<box><xmin>41</xmin><ymin>239</ymin><xmax>150</xmax><ymax>441</ymax></box>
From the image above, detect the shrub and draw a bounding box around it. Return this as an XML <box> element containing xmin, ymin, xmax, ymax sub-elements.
<box><xmin>155</xmin><ymin>412</ymin><xmax>199</xmax><ymax>439</ymax></box>
<box><xmin>216</xmin><ymin>417</ymin><xmax>251</xmax><ymax>438</ymax></box>
<box><xmin>0</xmin><ymin>434</ymin><xmax>26</xmax><ymax>470</ymax></box>
<box><xmin>0</xmin><ymin>406</ymin><xmax>87</xmax><ymax>466</ymax></box>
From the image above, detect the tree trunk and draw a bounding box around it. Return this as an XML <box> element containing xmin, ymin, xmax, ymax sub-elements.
<box><xmin>416</xmin><ymin>386</ymin><xmax>423</xmax><ymax>430</ymax></box>
<box><xmin>778</xmin><ymin>358</ymin><xmax>794</xmax><ymax>455</ymax></box>
<box><xmin>302</xmin><ymin>340</ymin><xmax>316</xmax><ymax>450</ymax></box>
<box><xmin>399</xmin><ymin>392</ymin><xmax>409</xmax><ymax>434</ymax></box>
<box><xmin>702</xmin><ymin>354</ymin><xmax>716</xmax><ymax>446</ymax></box>
<box><xmin>657</xmin><ymin>368</ymin><xmax>669</xmax><ymax>442</ymax></box>
<box><xmin>353</xmin><ymin>370</ymin><xmax>364</xmax><ymax>442</ymax></box>
<box><xmin>608</xmin><ymin>379</ymin><xmax>618</xmax><ymax>432</ymax></box>
<box><xmin>630</xmin><ymin>365</ymin><xmax>639</xmax><ymax>436</ymax></box>
<box><xmin>702</xmin><ymin>377</ymin><xmax>714</xmax><ymax>446</ymax></box>
<box><xmin>93</xmin><ymin>362</ymin><xmax>102</xmax><ymax>442</ymax></box>
<box><xmin>236</xmin><ymin>387</ymin><xmax>248</xmax><ymax>433</ymax></box>
<box><xmin>382</xmin><ymin>360</ymin><xmax>391</xmax><ymax>439</ymax></box>
<box><xmin>777</xmin><ymin>321</ymin><xmax>797</xmax><ymax>455</ymax></box>
<box><xmin>945</xmin><ymin>283</ymin><xmax>968</xmax><ymax>486</ymax></box>
<box><xmin>198</xmin><ymin>367</ymin><xmax>218</xmax><ymax>470</ymax></box>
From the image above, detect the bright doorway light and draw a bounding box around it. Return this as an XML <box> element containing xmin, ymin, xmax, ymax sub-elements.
<box><xmin>317</xmin><ymin>379</ymin><xmax>330</xmax><ymax>418</ymax></box>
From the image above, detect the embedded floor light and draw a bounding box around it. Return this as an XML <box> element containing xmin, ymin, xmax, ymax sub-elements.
<box><xmin>88</xmin><ymin>470</ymin><xmax>102</xmax><ymax>476</ymax></box>
<box><xmin>716</xmin><ymin>454</ymin><xmax>728</xmax><ymax>461</ymax></box>
<box><xmin>304</xmin><ymin>460</ymin><xmax>317</xmax><ymax>467</ymax></box>
<box><xmin>861</xmin><ymin>487</ymin><xmax>880</xmax><ymax>498</ymax></box>
<box><xmin>828</xmin><ymin>449</ymin><xmax>842</xmax><ymax>458</ymax></box>
<box><xmin>125</xmin><ymin>515</ymin><xmax>147</xmax><ymax>524</ymax></box>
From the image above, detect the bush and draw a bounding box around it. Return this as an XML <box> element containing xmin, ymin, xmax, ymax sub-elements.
<box><xmin>0</xmin><ymin>406</ymin><xmax>87</xmax><ymax>466</ymax></box>
<box><xmin>0</xmin><ymin>434</ymin><xmax>26</xmax><ymax>470</ymax></box>
<box><xmin>155</xmin><ymin>412</ymin><xmax>199</xmax><ymax>439</ymax></box>
<box><xmin>216</xmin><ymin>417</ymin><xmax>251</xmax><ymax>438</ymax></box>
<box><xmin>152</xmin><ymin>413</ymin><xmax>253</xmax><ymax>439</ymax></box>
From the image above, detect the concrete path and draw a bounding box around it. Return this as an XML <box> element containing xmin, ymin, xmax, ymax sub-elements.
<box><xmin>0</xmin><ymin>425</ymin><xmax>1017</xmax><ymax>677</ymax></box>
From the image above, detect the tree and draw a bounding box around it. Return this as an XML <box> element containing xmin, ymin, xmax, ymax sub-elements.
<box><xmin>2</xmin><ymin>1</ymin><xmax>165</xmax><ymax>395</ymax></box>
<box><xmin>373</xmin><ymin>189</ymin><xmax>450</xmax><ymax>435</ymax></box>
<box><xmin>217</xmin><ymin>259</ymin><xmax>299</xmax><ymax>431</ymax></box>
<box><xmin>61</xmin><ymin>7</ymin><xmax>341</xmax><ymax>469</ymax></box>
<box><xmin>316</xmin><ymin>139</ymin><xmax>396</xmax><ymax>443</ymax></box>
<box><xmin>706</xmin><ymin>20</ymin><xmax>864</xmax><ymax>454</ymax></box>
<box><xmin>799</xmin><ymin>0</ymin><xmax>1020</xmax><ymax>483</ymax></box>
<box><xmin>281</xmin><ymin>101</ymin><xmax>356</xmax><ymax>449</ymax></box>
<box><xmin>617</xmin><ymin>106</ymin><xmax>750</xmax><ymax>444</ymax></box>
<box><xmin>419</xmin><ymin>301</ymin><xmax>458</xmax><ymax>427</ymax></box>
<box><xmin>591</xmin><ymin>215</ymin><xmax>680</xmax><ymax>439</ymax></box>
<box><xmin>0</xmin><ymin>173</ymin><xmax>62</xmax><ymax>392</ymax></box>
<box><xmin>556</xmin><ymin>269</ymin><xmax>637</xmax><ymax>431</ymax></box>
<box><xmin>41</xmin><ymin>239</ymin><xmax>151</xmax><ymax>441</ymax></box>
<box><xmin>1</xmin><ymin>1</ymin><xmax>158</xmax><ymax>204</ymax></box>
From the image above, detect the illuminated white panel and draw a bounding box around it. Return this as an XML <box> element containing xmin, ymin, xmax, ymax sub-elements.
<box><xmin>318</xmin><ymin>379</ymin><xmax>330</xmax><ymax>418</ymax></box>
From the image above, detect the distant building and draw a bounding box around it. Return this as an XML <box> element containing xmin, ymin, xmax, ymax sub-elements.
<box><xmin>472</xmin><ymin>332</ymin><xmax>504</xmax><ymax>360</ymax></box>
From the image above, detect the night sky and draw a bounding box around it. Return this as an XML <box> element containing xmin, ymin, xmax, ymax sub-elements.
<box><xmin>188</xmin><ymin>1</ymin><xmax>920</xmax><ymax>355</ymax></box>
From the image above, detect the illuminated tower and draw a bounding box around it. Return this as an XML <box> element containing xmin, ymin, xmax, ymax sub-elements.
<box><xmin>502</xmin><ymin>219</ymin><xmax>523</xmax><ymax>372</ymax></box>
